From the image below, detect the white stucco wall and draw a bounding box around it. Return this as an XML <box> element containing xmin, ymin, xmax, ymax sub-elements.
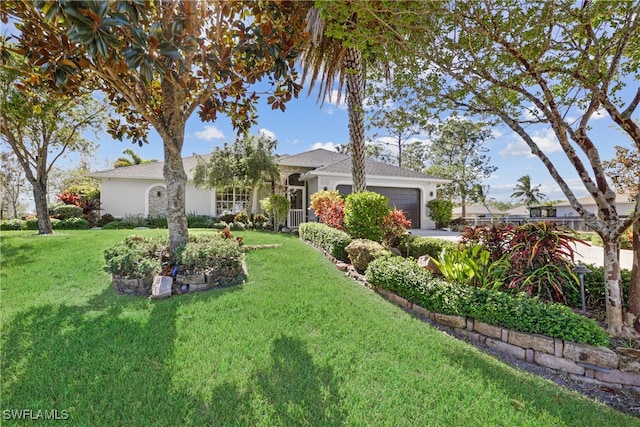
<box><xmin>99</xmin><ymin>178</ymin><xmax>214</xmax><ymax>217</ymax></box>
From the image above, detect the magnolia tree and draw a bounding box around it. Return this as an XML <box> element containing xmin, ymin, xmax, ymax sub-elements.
<box><xmin>343</xmin><ymin>0</ymin><xmax>640</xmax><ymax>335</ymax></box>
<box><xmin>3</xmin><ymin>0</ymin><xmax>310</xmax><ymax>253</ymax></box>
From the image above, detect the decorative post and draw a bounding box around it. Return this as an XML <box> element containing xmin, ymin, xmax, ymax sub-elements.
<box><xmin>572</xmin><ymin>264</ymin><xmax>591</xmax><ymax>315</ymax></box>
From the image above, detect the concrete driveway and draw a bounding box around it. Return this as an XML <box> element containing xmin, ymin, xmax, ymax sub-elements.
<box><xmin>409</xmin><ymin>229</ymin><xmax>634</xmax><ymax>270</ymax></box>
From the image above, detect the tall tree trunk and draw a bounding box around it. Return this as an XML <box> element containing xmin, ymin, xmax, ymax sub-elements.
<box><xmin>602</xmin><ymin>236</ymin><xmax>625</xmax><ymax>334</ymax></box>
<box><xmin>163</xmin><ymin>141</ymin><xmax>188</xmax><ymax>256</ymax></box>
<box><xmin>627</xmin><ymin>220</ymin><xmax>640</xmax><ymax>324</ymax></box>
<box><xmin>31</xmin><ymin>179</ymin><xmax>52</xmax><ymax>234</ymax></box>
<box><xmin>345</xmin><ymin>46</ymin><xmax>366</xmax><ymax>193</ymax></box>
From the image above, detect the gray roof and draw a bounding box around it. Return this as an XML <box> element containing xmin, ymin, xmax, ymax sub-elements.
<box><xmin>89</xmin><ymin>154</ymin><xmax>210</xmax><ymax>180</ymax></box>
<box><xmin>90</xmin><ymin>148</ymin><xmax>446</xmax><ymax>182</ymax></box>
<box><xmin>275</xmin><ymin>148</ymin><xmax>349</xmax><ymax>168</ymax></box>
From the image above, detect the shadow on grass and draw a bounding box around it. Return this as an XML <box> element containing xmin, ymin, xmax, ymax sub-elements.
<box><xmin>0</xmin><ymin>240</ymin><xmax>36</xmax><ymax>270</ymax></box>
<box><xmin>199</xmin><ymin>335</ymin><xmax>346</xmax><ymax>426</ymax></box>
<box><xmin>1</xmin><ymin>286</ymin><xmax>345</xmax><ymax>425</ymax></box>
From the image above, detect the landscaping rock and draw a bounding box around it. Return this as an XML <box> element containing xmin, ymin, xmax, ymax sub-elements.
<box><xmin>473</xmin><ymin>321</ymin><xmax>504</xmax><ymax>340</ymax></box>
<box><xmin>151</xmin><ymin>276</ymin><xmax>172</xmax><ymax>299</ymax></box>
<box><xmin>417</xmin><ymin>255</ymin><xmax>441</xmax><ymax>275</ymax></box>
<box><xmin>534</xmin><ymin>352</ymin><xmax>585</xmax><ymax>375</ymax></box>
<box><xmin>563</xmin><ymin>342</ymin><xmax>619</xmax><ymax>369</ymax></box>
<box><xmin>508</xmin><ymin>330</ymin><xmax>555</xmax><ymax>354</ymax></box>
<box><xmin>617</xmin><ymin>348</ymin><xmax>640</xmax><ymax>374</ymax></box>
<box><xmin>433</xmin><ymin>313</ymin><xmax>466</xmax><ymax>329</ymax></box>
<box><xmin>112</xmin><ymin>276</ymin><xmax>152</xmax><ymax>296</ymax></box>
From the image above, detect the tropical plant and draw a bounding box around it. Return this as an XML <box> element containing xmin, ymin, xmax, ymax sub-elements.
<box><xmin>511</xmin><ymin>175</ymin><xmax>546</xmax><ymax>206</ymax></box>
<box><xmin>382</xmin><ymin>208</ymin><xmax>411</xmax><ymax>248</ymax></box>
<box><xmin>432</xmin><ymin>245</ymin><xmax>506</xmax><ymax>290</ymax></box>
<box><xmin>309</xmin><ymin>190</ymin><xmax>345</xmax><ymax>230</ymax></box>
<box><xmin>113</xmin><ymin>148</ymin><xmax>157</xmax><ymax>168</ymax></box>
<box><xmin>300</xmin><ymin>5</ymin><xmax>367</xmax><ymax>192</ymax></box>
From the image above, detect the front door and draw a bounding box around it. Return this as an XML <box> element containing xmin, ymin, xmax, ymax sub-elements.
<box><xmin>287</xmin><ymin>186</ymin><xmax>305</xmax><ymax>228</ymax></box>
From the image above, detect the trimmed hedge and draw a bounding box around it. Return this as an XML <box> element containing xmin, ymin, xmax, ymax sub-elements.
<box><xmin>299</xmin><ymin>222</ymin><xmax>352</xmax><ymax>262</ymax></box>
<box><xmin>397</xmin><ymin>234</ymin><xmax>458</xmax><ymax>259</ymax></box>
<box><xmin>365</xmin><ymin>256</ymin><xmax>609</xmax><ymax>346</ymax></box>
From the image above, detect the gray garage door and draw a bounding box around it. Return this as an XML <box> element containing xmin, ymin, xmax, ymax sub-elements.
<box><xmin>336</xmin><ymin>185</ymin><xmax>420</xmax><ymax>229</ymax></box>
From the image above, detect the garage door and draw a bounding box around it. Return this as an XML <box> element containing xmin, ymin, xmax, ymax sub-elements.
<box><xmin>336</xmin><ymin>185</ymin><xmax>420</xmax><ymax>229</ymax></box>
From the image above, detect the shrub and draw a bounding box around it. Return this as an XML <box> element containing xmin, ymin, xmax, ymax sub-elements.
<box><xmin>176</xmin><ymin>234</ymin><xmax>243</xmax><ymax>271</ymax></box>
<box><xmin>147</xmin><ymin>215</ymin><xmax>168</xmax><ymax>229</ymax></box>
<box><xmin>433</xmin><ymin>245</ymin><xmax>507</xmax><ymax>290</ymax></box>
<box><xmin>103</xmin><ymin>236</ymin><xmax>166</xmax><ymax>278</ymax></box>
<box><xmin>427</xmin><ymin>199</ymin><xmax>453</xmax><ymax>229</ymax></box>
<box><xmin>345</xmin><ymin>239</ymin><xmax>391</xmax><ymax>272</ymax></box>
<box><xmin>56</xmin><ymin>190</ymin><xmax>81</xmax><ymax>206</ymax></box>
<box><xmin>25</xmin><ymin>218</ymin><xmax>39</xmax><ymax>230</ymax></box>
<box><xmin>449</xmin><ymin>217</ymin><xmax>468</xmax><ymax>232</ymax></box>
<box><xmin>461</xmin><ymin>223</ymin><xmax>514</xmax><ymax>262</ymax></box>
<box><xmin>299</xmin><ymin>222</ymin><xmax>352</xmax><ymax>261</ymax></box>
<box><xmin>97</xmin><ymin>214</ymin><xmax>116</xmax><ymax>227</ymax></box>
<box><xmin>51</xmin><ymin>204</ymin><xmax>83</xmax><ymax>220</ymax></box>
<box><xmin>218</xmin><ymin>213</ymin><xmax>236</xmax><ymax>224</ymax></box>
<box><xmin>397</xmin><ymin>235</ymin><xmax>458</xmax><ymax>259</ymax></box>
<box><xmin>365</xmin><ymin>257</ymin><xmax>609</xmax><ymax>346</ymax></box>
<box><xmin>102</xmin><ymin>220</ymin><xmax>136</xmax><ymax>229</ymax></box>
<box><xmin>564</xmin><ymin>263</ymin><xmax>631</xmax><ymax>313</ymax></box>
<box><xmin>0</xmin><ymin>219</ymin><xmax>25</xmax><ymax>230</ymax></box>
<box><xmin>344</xmin><ymin>191</ymin><xmax>389</xmax><ymax>242</ymax></box>
<box><xmin>233</xmin><ymin>211</ymin><xmax>249</xmax><ymax>224</ymax></box>
<box><xmin>382</xmin><ymin>209</ymin><xmax>411</xmax><ymax>247</ymax></box>
<box><xmin>59</xmin><ymin>217</ymin><xmax>90</xmax><ymax>230</ymax></box>
<box><xmin>309</xmin><ymin>190</ymin><xmax>345</xmax><ymax>230</ymax></box>
<box><xmin>251</xmin><ymin>213</ymin><xmax>270</xmax><ymax>230</ymax></box>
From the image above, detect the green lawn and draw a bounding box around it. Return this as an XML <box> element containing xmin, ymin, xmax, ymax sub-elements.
<box><xmin>1</xmin><ymin>230</ymin><xmax>636</xmax><ymax>426</ymax></box>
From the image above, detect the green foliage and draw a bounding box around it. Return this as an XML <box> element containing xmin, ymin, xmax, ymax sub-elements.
<box><xmin>565</xmin><ymin>264</ymin><xmax>632</xmax><ymax>313</ymax></box>
<box><xmin>427</xmin><ymin>199</ymin><xmax>453</xmax><ymax>229</ymax></box>
<box><xmin>298</xmin><ymin>222</ymin><xmax>352</xmax><ymax>261</ymax></box>
<box><xmin>344</xmin><ymin>239</ymin><xmax>391</xmax><ymax>272</ymax></box>
<box><xmin>449</xmin><ymin>217</ymin><xmax>468</xmax><ymax>232</ymax></box>
<box><xmin>103</xmin><ymin>236</ymin><xmax>165</xmax><ymax>278</ymax></box>
<box><xmin>101</xmin><ymin>220</ymin><xmax>136</xmax><ymax>230</ymax></box>
<box><xmin>397</xmin><ymin>234</ymin><xmax>458</xmax><ymax>259</ymax></box>
<box><xmin>260</xmin><ymin>194</ymin><xmax>289</xmax><ymax>231</ymax></box>
<box><xmin>25</xmin><ymin>218</ymin><xmax>39</xmax><ymax>230</ymax></box>
<box><xmin>365</xmin><ymin>257</ymin><xmax>609</xmax><ymax>346</ymax></box>
<box><xmin>343</xmin><ymin>191</ymin><xmax>390</xmax><ymax>242</ymax></box>
<box><xmin>186</xmin><ymin>212</ymin><xmax>215</xmax><ymax>228</ymax></box>
<box><xmin>0</xmin><ymin>219</ymin><xmax>25</xmax><ymax>230</ymax></box>
<box><xmin>51</xmin><ymin>204</ymin><xmax>83</xmax><ymax>220</ymax></box>
<box><xmin>433</xmin><ymin>245</ymin><xmax>506</xmax><ymax>290</ymax></box>
<box><xmin>146</xmin><ymin>215</ymin><xmax>168</xmax><ymax>229</ymax></box>
<box><xmin>58</xmin><ymin>217</ymin><xmax>90</xmax><ymax>230</ymax></box>
<box><xmin>176</xmin><ymin>234</ymin><xmax>243</xmax><ymax>271</ymax></box>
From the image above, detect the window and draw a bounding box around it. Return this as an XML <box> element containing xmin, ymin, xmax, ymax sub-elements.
<box><xmin>216</xmin><ymin>187</ymin><xmax>250</xmax><ymax>215</ymax></box>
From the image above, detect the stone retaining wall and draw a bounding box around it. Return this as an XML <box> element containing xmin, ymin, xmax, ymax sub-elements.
<box><xmin>378</xmin><ymin>288</ymin><xmax>640</xmax><ymax>392</ymax></box>
<box><xmin>305</xmin><ymin>239</ymin><xmax>640</xmax><ymax>393</ymax></box>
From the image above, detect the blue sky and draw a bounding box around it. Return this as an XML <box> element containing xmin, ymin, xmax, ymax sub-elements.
<box><xmin>87</xmin><ymin>82</ymin><xmax>636</xmax><ymax>204</ymax></box>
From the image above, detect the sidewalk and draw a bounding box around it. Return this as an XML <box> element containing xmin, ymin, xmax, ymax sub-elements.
<box><xmin>409</xmin><ymin>229</ymin><xmax>634</xmax><ymax>270</ymax></box>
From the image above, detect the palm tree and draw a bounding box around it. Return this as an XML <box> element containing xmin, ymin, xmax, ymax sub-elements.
<box><xmin>511</xmin><ymin>175</ymin><xmax>546</xmax><ymax>206</ymax></box>
<box><xmin>113</xmin><ymin>149</ymin><xmax>157</xmax><ymax>168</ymax></box>
<box><xmin>300</xmin><ymin>7</ymin><xmax>366</xmax><ymax>192</ymax></box>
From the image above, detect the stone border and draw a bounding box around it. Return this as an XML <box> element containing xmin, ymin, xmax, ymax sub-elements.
<box><xmin>302</xmin><ymin>237</ymin><xmax>640</xmax><ymax>393</ymax></box>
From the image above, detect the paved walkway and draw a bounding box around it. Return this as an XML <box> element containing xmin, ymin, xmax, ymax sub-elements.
<box><xmin>409</xmin><ymin>229</ymin><xmax>634</xmax><ymax>270</ymax></box>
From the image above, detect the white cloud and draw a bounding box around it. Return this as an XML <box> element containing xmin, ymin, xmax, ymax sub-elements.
<box><xmin>258</xmin><ymin>128</ymin><xmax>277</xmax><ymax>140</ymax></box>
<box><xmin>311</xmin><ymin>142</ymin><xmax>338</xmax><ymax>151</ymax></box>
<box><xmin>324</xmin><ymin>89</ymin><xmax>347</xmax><ymax>110</ymax></box>
<box><xmin>500</xmin><ymin>128</ymin><xmax>561</xmax><ymax>157</ymax></box>
<box><xmin>194</xmin><ymin>125</ymin><xmax>224</xmax><ymax>141</ymax></box>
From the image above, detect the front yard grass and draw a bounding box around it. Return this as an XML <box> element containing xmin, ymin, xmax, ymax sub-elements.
<box><xmin>1</xmin><ymin>229</ymin><xmax>636</xmax><ymax>426</ymax></box>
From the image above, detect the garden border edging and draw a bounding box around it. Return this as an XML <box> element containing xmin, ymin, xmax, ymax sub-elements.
<box><xmin>302</xmin><ymin>237</ymin><xmax>640</xmax><ymax>393</ymax></box>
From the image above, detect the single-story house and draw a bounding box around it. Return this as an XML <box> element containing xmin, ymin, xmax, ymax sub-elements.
<box><xmin>553</xmin><ymin>193</ymin><xmax>636</xmax><ymax>218</ymax></box>
<box><xmin>90</xmin><ymin>148</ymin><xmax>449</xmax><ymax>229</ymax></box>
<box><xmin>452</xmin><ymin>205</ymin><xmax>508</xmax><ymax>218</ymax></box>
